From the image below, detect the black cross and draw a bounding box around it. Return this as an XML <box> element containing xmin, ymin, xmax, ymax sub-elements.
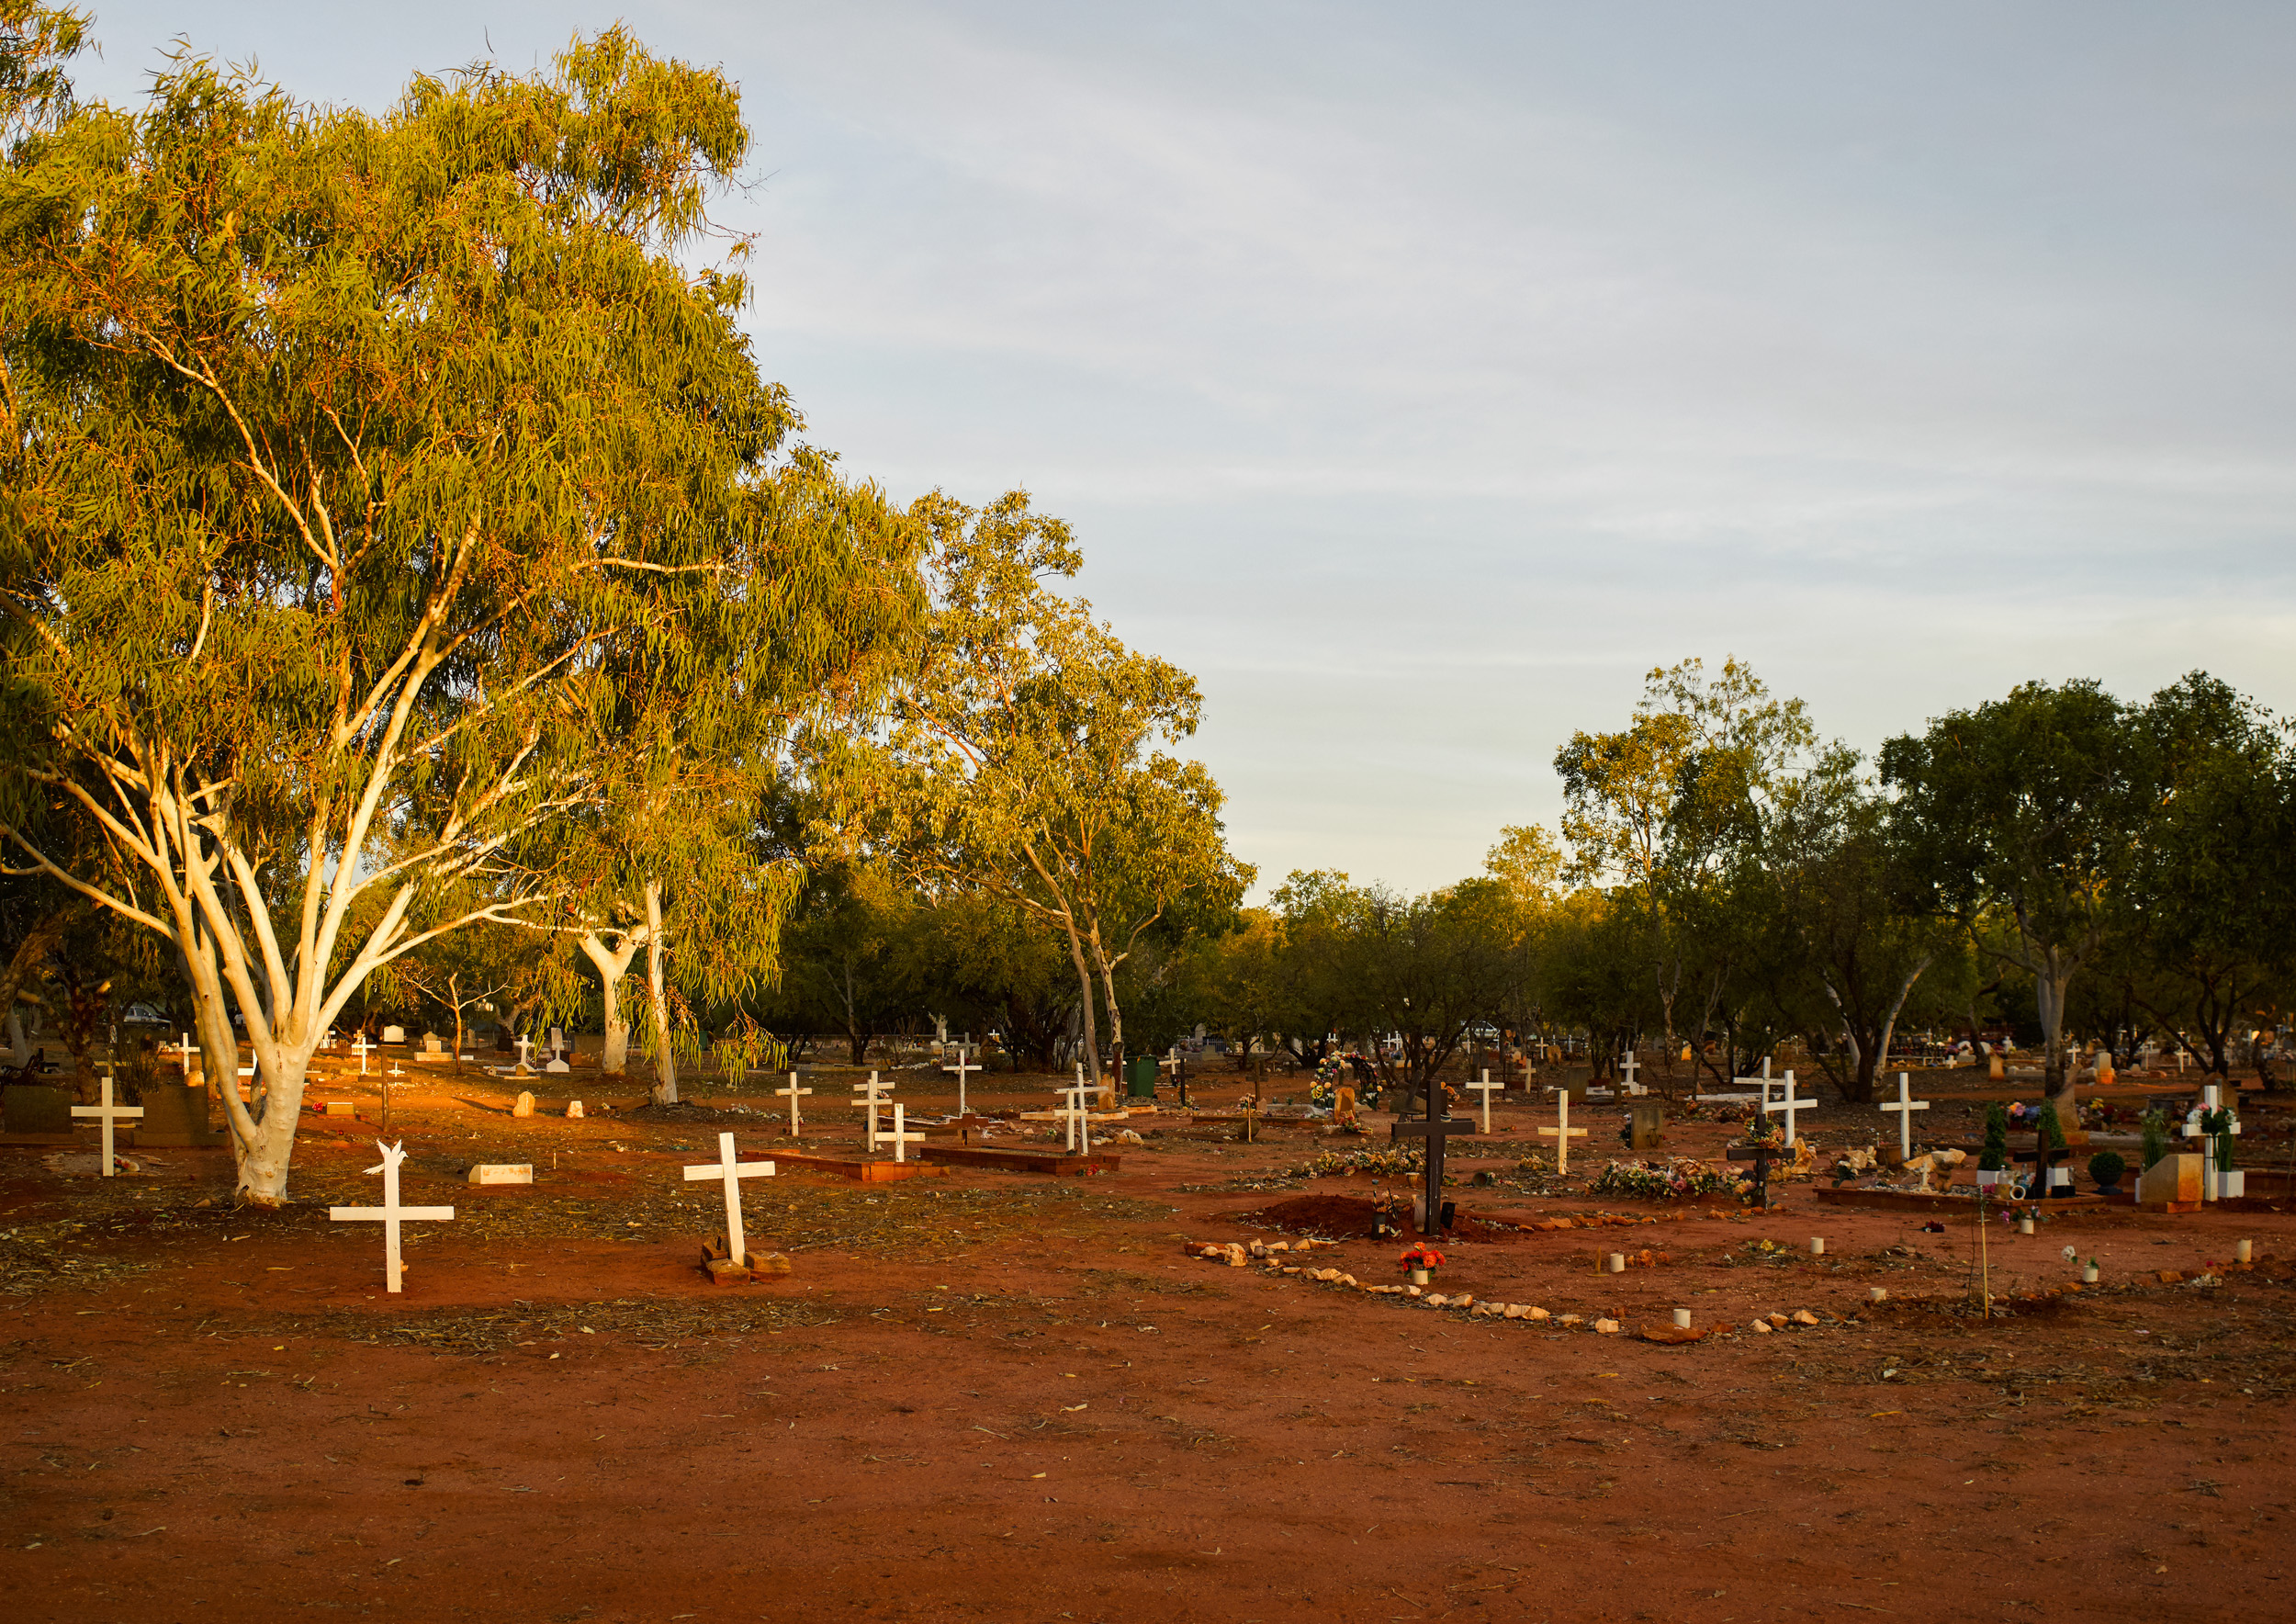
<box><xmin>1391</xmin><ymin>1084</ymin><xmax>1473</xmax><ymax>1236</ymax></box>
<box><xmin>1730</xmin><ymin>1140</ymin><xmax>1788</xmax><ymax>1209</ymax></box>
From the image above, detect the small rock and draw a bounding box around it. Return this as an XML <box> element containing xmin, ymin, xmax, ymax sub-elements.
<box><xmin>1767</xmin><ymin>1312</ymin><xmax>1789</xmax><ymax>1328</ymax></box>
<box><xmin>1247</xmin><ymin>1240</ymin><xmax>1268</xmax><ymax>1258</ymax></box>
<box><xmin>1450</xmin><ymin>1293</ymin><xmax>1474</xmax><ymax>1309</ymax></box>
<box><xmin>1224</xmin><ymin>1245</ymin><xmax>1247</xmax><ymax>1268</ymax></box>
<box><xmin>1791</xmin><ymin>1309</ymin><xmax>1819</xmax><ymax>1326</ymax></box>
<box><xmin>564</xmin><ymin>1100</ymin><xmax>585</xmax><ymax>1119</ymax></box>
<box><xmin>1425</xmin><ymin>1293</ymin><xmax>1449</xmax><ymax>1307</ymax></box>
<box><xmin>1593</xmin><ymin>1318</ymin><xmax>1622</xmax><ymax>1335</ymax></box>
<box><xmin>1503</xmin><ymin>1303</ymin><xmax>1527</xmax><ymax>1319</ymax></box>
<box><xmin>1557</xmin><ymin>1313</ymin><xmax>1584</xmax><ymax>1326</ymax></box>
<box><xmin>1405</xmin><ymin>1284</ymin><xmax>1423</xmax><ymax>1298</ymax></box>
<box><xmin>1750</xmin><ymin>1319</ymin><xmax>1773</xmax><ymax>1334</ymax></box>
<box><xmin>1526</xmin><ymin>1306</ymin><xmax>1549</xmax><ymax>1321</ymax></box>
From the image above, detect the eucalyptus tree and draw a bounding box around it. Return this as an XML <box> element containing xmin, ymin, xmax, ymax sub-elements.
<box><xmin>0</xmin><ymin>25</ymin><xmax>879</xmax><ymax>1200</ymax></box>
<box><xmin>1880</xmin><ymin>680</ymin><xmax>2155</xmax><ymax>1104</ymax></box>
<box><xmin>844</xmin><ymin>492</ymin><xmax>1249</xmax><ymax>1084</ymax></box>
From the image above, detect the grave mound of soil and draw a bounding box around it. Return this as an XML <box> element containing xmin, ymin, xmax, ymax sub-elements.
<box><xmin>1228</xmin><ymin>1193</ymin><xmax>1513</xmax><ymax>1242</ymax></box>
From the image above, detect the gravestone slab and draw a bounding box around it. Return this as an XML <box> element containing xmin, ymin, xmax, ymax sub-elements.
<box><xmin>512</xmin><ymin>1090</ymin><xmax>536</xmax><ymax>1117</ymax></box>
<box><xmin>381</xmin><ymin>1025</ymin><xmax>406</xmax><ymax>1044</ymax></box>
<box><xmin>324</xmin><ymin>1100</ymin><xmax>355</xmax><ymax>1118</ymax></box>
<box><xmin>1628</xmin><ymin>1100</ymin><xmax>1665</xmax><ymax>1152</ymax></box>
<box><xmin>2</xmin><ymin>1084</ymin><xmax>75</xmax><ymax>1140</ymax></box>
<box><xmin>2138</xmin><ymin>1152</ymin><xmax>2202</xmax><ymax>1212</ymax></box>
<box><xmin>133</xmin><ymin>1084</ymin><xmax>226</xmax><ymax>1147</ymax></box>
<box><xmin>467</xmin><ymin>1163</ymin><xmax>534</xmax><ymax>1185</ymax></box>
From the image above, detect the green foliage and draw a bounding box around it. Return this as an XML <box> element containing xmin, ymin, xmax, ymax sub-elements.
<box><xmin>2140</xmin><ymin>1109</ymin><xmax>2170</xmax><ymax>1171</ymax></box>
<box><xmin>2035</xmin><ymin>1100</ymin><xmax>2065</xmax><ymax>1154</ymax></box>
<box><xmin>1979</xmin><ymin>1103</ymin><xmax>2010</xmax><ymax>1172</ymax></box>
<box><xmin>2087</xmin><ymin>1150</ymin><xmax>2126</xmax><ymax>1189</ymax></box>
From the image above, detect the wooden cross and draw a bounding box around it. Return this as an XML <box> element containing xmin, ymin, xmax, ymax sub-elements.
<box><xmin>2012</xmin><ymin>1141</ymin><xmax>2074</xmax><ymax>1199</ymax></box>
<box><xmin>1468</xmin><ymin>1068</ymin><xmax>1503</xmax><ymax>1133</ymax></box>
<box><xmin>851</xmin><ymin>1071</ymin><xmax>894</xmax><ymax>1148</ymax></box>
<box><xmin>1730</xmin><ymin>1139</ymin><xmax>1786</xmax><ymax>1209</ymax></box>
<box><xmin>779</xmin><ymin>1072</ymin><xmax>812</xmax><ymax>1135</ymax></box>
<box><xmin>1617</xmin><ymin>1050</ymin><xmax>1640</xmax><ymax>1095</ymax></box>
<box><xmin>1161</xmin><ymin>1046</ymin><xmax>1189</xmax><ymax>1108</ymax></box>
<box><xmin>329</xmin><ymin>1141</ymin><xmax>455</xmax><ymax>1294</ymax></box>
<box><xmin>1764</xmin><ymin>1070</ymin><xmax>1811</xmax><ymax>1145</ymax></box>
<box><xmin>72</xmin><ymin>1074</ymin><xmax>142</xmax><ymax>1176</ymax></box>
<box><xmin>1537</xmin><ymin>1091</ymin><xmax>1588</xmax><ymax>1173</ymax></box>
<box><xmin>1878</xmin><ymin>1070</ymin><xmax>1929</xmax><ymax>1160</ymax></box>
<box><xmin>941</xmin><ymin>1047</ymin><xmax>979</xmax><ymax>1115</ymax></box>
<box><xmin>1390</xmin><ymin>1081</ymin><xmax>1473</xmax><ymax>1235</ymax></box>
<box><xmin>882</xmin><ymin>1103</ymin><xmax>926</xmax><ymax>1163</ymax></box>
<box><xmin>682</xmin><ymin>1131</ymin><xmax>775</xmax><ymax>1264</ymax></box>
<box><xmin>351</xmin><ymin>1032</ymin><xmax>370</xmax><ymax>1076</ymax></box>
<box><xmin>1057</xmin><ymin>1080</ymin><xmax>1097</xmax><ymax>1154</ymax></box>
<box><xmin>178</xmin><ymin>1032</ymin><xmax>199</xmax><ymax>1080</ymax></box>
<box><xmin>951</xmin><ymin>1112</ymin><xmax>995</xmax><ymax>1145</ymax></box>
<box><xmin>512</xmin><ymin>1033</ymin><xmax>535</xmax><ymax>1072</ymax></box>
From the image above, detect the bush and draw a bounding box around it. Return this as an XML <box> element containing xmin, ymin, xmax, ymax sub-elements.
<box><xmin>1979</xmin><ymin>1103</ymin><xmax>2010</xmax><ymax>1172</ymax></box>
<box><xmin>2088</xmin><ymin>1150</ymin><xmax>2127</xmax><ymax>1190</ymax></box>
<box><xmin>2141</xmin><ymin>1110</ymin><xmax>2170</xmax><ymax>1170</ymax></box>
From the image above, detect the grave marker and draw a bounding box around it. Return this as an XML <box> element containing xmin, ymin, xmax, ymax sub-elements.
<box><xmin>1536</xmin><ymin>1092</ymin><xmax>1588</xmax><ymax>1173</ymax></box>
<box><xmin>851</xmin><ymin>1072</ymin><xmax>894</xmax><ymax>1148</ymax></box>
<box><xmin>883</xmin><ymin>1104</ymin><xmax>925</xmax><ymax>1163</ymax></box>
<box><xmin>1617</xmin><ymin>1050</ymin><xmax>1641</xmax><ymax>1096</ymax></box>
<box><xmin>1763</xmin><ymin>1071</ymin><xmax>1812</xmax><ymax>1146</ymax></box>
<box><xmin>779</xmin><ymin>1072</ymin><xmax>813</xmax><ymax>1135</ymax></box>
<box><xmin>1390</xmin><ymin>1079</ymin><xmax>1472</xmax><ymax>1235</ymax></box>
<box><xmin>351</xmin><ymin>1033</ymin><xmax>371</xmax><ymax>1076</ymax></box>
<box><xmin>941</xmin><ymin>1048</ymin><xmax>979</xmax><ymax>1116</ymax></box>
<box><xmin>329</xmin><ymin>1140</ymin><xmax>455</xmax><ymax>1293</ymax></box>
<box><xmin>177</xmin><ymin>1032</ymin><xmax>200</xmax><ymax>1080</ymax></box>
<box><xmin>512</xmin><ymin>1033</ymin><xmax>535</xmax><ymax>1074</ymax></box>
<box><xmin>1730</xmin><ymin>1138</ymin><xmax>1787</xmax><ymax>1209</ymax></box>
<box><xmin>1056</xmin><ymin>1080</ymin><xmax>1097</xmax><ymax>1154</ymax></box>
<box><xmin>1468</xmin><ymin>1069</ymin><xmax>1503</xmax><ymax>1134</ymax></box>
<box><xmin>1159</xmin><ymin>1046</ymin><xmax>1186</xmax><ymax>1105</ymax></box>
<box><xmin>1878</xmin><ymin>1071</ymin><xmax>1930</xmax><ymax>1161</ymax></box>
<box><xmin>682</xmin><ymin>1131</ymin><xmax>775</xmax><ymax>1266</ymax></box>
<box><xmin>71</xmin><ymin>1075</ymin><xmax>142</xmax><ymax>1173</ymax></box>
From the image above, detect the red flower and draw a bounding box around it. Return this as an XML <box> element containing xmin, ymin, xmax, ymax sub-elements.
<box><xmin>1400</xmin><ymin>1243</ymin><xmax>1447</xmax><ymax>1270</ymax></box>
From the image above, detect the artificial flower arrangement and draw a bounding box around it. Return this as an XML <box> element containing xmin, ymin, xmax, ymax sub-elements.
<box><xmin>1588</xmin><ymin>1158</ymin><xmax>1740</xmax><ymax>1202</ymax></box>
<box><xmin>1400</xmin><ymin>1241</ymin><xmax>1446</xmax><ymax>1284</ymax></box>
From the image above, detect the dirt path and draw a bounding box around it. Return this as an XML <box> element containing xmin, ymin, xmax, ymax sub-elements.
<box><xmin>4</xmin><ymin>1068</ymin><xmax>2291</xmax><ymax>1622</ymax></box>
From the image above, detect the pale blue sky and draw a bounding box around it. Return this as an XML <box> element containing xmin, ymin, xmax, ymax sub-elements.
<box><xmin>71</xmin><ymin>4</ymin><xmax>2296</xmax><ymax>896</ymax></box>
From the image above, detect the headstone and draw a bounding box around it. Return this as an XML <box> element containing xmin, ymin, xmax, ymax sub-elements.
<box><xmin>329</xmin><ymin>1140</ymin><xmax>455</xmax><ymax>1293</ymax></box>
<box><xmin>324</xmin><ymin>1100</ymin><xmax>355</xmax><ymax>1117</ymax></box>
<box><xmin>565</xmin><ymin>1100</ymin><xmax>584</xmax><ymax>1119</ymax></box>
<box><xmin>133</xmin><ymin>1083</ymin><xmax>225</xmax><ymax>1147</ymax></box>
<box><xmin>1879</xmin><ymin>1071</ymin><xmax>1930</xmax><ymax>1161</ymax></box>
<box><xmin>2</xmin><ymin>1084</ymin><xmax>74</xmax><ymax>1139</ymax></box>
<box><xmin>512</xmin><ymin>1090</ymin><xmax>535</xmax><ymax>1118</ymax></box>
<box><xmin>422</xmin><ymin>1032</ymin><xmax>444</xmax><ymax>1056</ymax></box>
<box><xmin>682</xmin><ymin>1131</ymin><xmax>775</xmax><ymax>1268</ymax></box>
<box><xmin>2137</xmin><ymin>1152</ymin><xmax>2201</xmax><ymax>1212</ymax></box>
<box><xmin>544</xmin><ymin>1056</ymin><xmax>571</xmax><ymax>1075</ymax></box>
<box><xmin>381</xmin><ymin>1025</ymin><xmax>406</xmax><ymax>1045</ymax></box>
<box><xmin>71</xmin><ymin>1076</ymin><xmax>143</xmax><ymax>1173</ymax></box>
<box><xmin>1537</xmin><ymin>1093</ymin><xmax>1587</xmax><ymax>1172</ymax></box>
<box><xmin>467</xmin><ymin>1163</ymin><xmax>534</xmax><ymax>1185</ymax></box>
<box><xmin>1627</xmin><ymin>1100</ymin><xmax>1664</xmax><ymax>1152</ymax></box>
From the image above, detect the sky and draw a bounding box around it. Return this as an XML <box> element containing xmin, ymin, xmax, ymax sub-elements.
<box><xmin>67</xmin><ymin>3</ymin><xmax>2296</xmax><ymax>897</ymax></box>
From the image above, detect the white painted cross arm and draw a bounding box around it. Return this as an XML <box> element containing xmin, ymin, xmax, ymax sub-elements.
<box><xmin>73</xmin><ymin>1075</ymin><xmax>142</xmax><ymax>1177</ymax></box>
<box><xmin>684</xmin><ymin>1131</ymin><xmax>775</xmax><ymax>1265</ymax></box>
<box><xmin>1878</xmin><ymin>1071</ymin><xmax>1930</xmax><ymax>1159</ymax></box>
<box><xmin>330</xmin><ymin>1140</ymin><xmax>454</xmax><ymax>1294</ymax></box>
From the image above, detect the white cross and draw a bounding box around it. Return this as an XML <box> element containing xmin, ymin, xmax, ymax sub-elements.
<box><xmin>1468</xmin><ymin>1068</ymin><xmax>1503</xmax><ymax>1134</ymax></box>
<box><xmin>941</xmin><ymin>1047</ymin><xmax>979</xmax><ymax>1115</ymax></box>
<box><xmin>852</xmin><ymin>1071</ymin><xmax>893</xmax><ymax>1147</ymax></box>
<box><xmin>882</xmin><ymin>1103</ymin><xmax>926</xmax><ymax>1163</ymax></box>
<box><xmin>351</xmin><ymin>1032</ymin><xmax>371</xmax><ymax>1075</ymax></box>
<box><xmin>512</xmin><ymin>1033</ymin><xmax>535</xmax><ymax>1072</ymax></box>
<box><xmin>1878</xmin><ymin>1070</ymin><xmax>1930</xmax><ymax>1160</ymax></box>
<box><xmin>72</xmin><ymin>1074</ymin><xmax>142</xmax><ymax>1176</ymax></box>
<box><xmin>1057</xmin><ymin>1080</ymin><xmax>1097</xmax><ymax>1155</ymax></box>
<box><xmin>1537</xmin><ymin>1092</ymin><xmax>1587</xmax><ymax>1173</ymax></box>
<box><xmin>330</xmin><ymin>1141</ymin><xmax>455</xmax><ymax>1294</ymax></box>
<box><xmin>1617</xmin><ymin>1051</ymin><xmax>1641</xmax><ymax>1095</ymax></box>
<box><xmin>1159</xmin><ymin>1047</ymin><xmax>1184</xmax><ymax>1086</ymax></box>
<box><xmin>779</xmin><ymin>1072</ymin><xmax>812</xmax><ymax>1135</ymax></box>
<box><xmin>681</xmin><ymin>1131</ymin><xmax>775</xmax><ymax>1264</ymax></box>
<box><xmin>178</xmin><ymin>1032</ymin><xmax>199</xmax><ymax>1079</ymax></box>
<box><xmin>1764</xmin><ymin>1069</ymin><xmax>1811</xmax><ymax>1145</ymax></box>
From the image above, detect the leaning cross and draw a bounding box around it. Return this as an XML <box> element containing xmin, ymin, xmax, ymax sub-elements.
<box><xmin>329</xmin><ymin>1140</ymin><xmax>455</xmax><ymax>1294</ymax></box>
<box><xmin>1537</xmin><ymin>1091</ymin><xmax>1588</xmax><ymax>1173</ymax></box>
<box><xmin>1878</xmin><ymin>1070</ymin><xmax>1930</xmax><ymax>1160</ymax></box>
<box><xmin>72</xmin><ymin>1074</ymin><xmax>143</xmax><ymax>1177</ymax></box>
<box><xmin>1468</xmin><ymin>1068</ymin><xmax>1503</xmax><ymax>1134</ymax></box>
<box><xmin>779</xmin><ymin>1072</ymin><xmax>813</xmax><ymax>1135</ymax></box>
<box><xmin>682</xmin><ymin>1131</ymin><xmax>776</xmax><ymax>1265</ymax></box>
<box><xmin>851</xmin><ymin>1071</ymin><xmax>894</xmax><ymax>1148</ymax></box>
<box><xmin>1390</xmin><ymin>1081</ymin><xmax>1474</xmax><ymax>1235</ymax></box>
<box><xmin>941</xmin><ymin>1046</ymin><xmax>979</xmax><ymax>1116</ymax></box>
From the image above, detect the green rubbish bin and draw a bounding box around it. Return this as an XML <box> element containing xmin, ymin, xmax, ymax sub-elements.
<box><xmin>1124</xmin><ymin>1055</ymin><xmax>1158</xmax><ymax>1099</ymax></box>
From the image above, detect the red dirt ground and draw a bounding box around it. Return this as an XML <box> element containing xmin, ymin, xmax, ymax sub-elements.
<box><xmin>5</xmin><ymin>1065</ymin><xmax>2293</xmax><ymax>1623</ymax></box>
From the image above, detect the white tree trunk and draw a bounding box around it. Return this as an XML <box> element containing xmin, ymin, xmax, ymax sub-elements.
<box><xmin>645</xmin><ymin>880</ymin><xmax>676</xmax><ymax>1104</ymax></box>
<box><xmin>5</xmin><ymin>1009</ymin><xmax>26</xmax><ymax>1067</ymax></box>
<box><xmin>578</xmin><ymin>930</ymin><xmax>644</xmax><ymax>1076</ymax></box>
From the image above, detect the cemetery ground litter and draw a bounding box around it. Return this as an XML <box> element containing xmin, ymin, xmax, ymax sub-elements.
<box><xmin>5</xmin><ymin>1065</ymin><xmax>2295</xmax><ymax>1622</ymax></box>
